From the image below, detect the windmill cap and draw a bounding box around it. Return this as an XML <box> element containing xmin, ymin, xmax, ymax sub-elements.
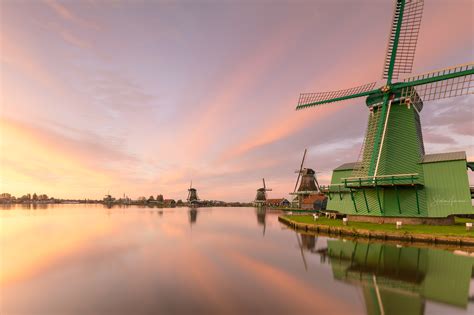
<box><xmin>366</xmin><ymin>86</ymin><xmax>424</xmax><ymax>109</ymax></box>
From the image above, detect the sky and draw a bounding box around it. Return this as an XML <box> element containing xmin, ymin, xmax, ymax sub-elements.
<box><xmin>0</xmin><ymin>0</ymin><xmax>473</xmax><ymax>202</ymax></box>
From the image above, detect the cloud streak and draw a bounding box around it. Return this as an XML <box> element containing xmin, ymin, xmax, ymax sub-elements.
<box><xmin>43</xmin><ymin>0</ymin><xmax>100</xmax><ymax>30</ymax></box>
<box><xmin>1</xmin><ymin>1</ymin><xmax>472</xmax><ymax>200</ymax></box>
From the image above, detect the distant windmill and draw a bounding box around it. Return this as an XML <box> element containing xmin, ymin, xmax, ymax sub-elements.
<box><xmin>254</xmin><ymin>178</ymin><xmax>272</xmax><ymax>207</ymax></box>
<box><xmin>290</xmin><ymin>149</ymin><xmax>326</xmax><ymax>210</ymax></box>
<box><xmin>187</xmin><ymin>181</ymin><xmax>199</xmax><ymax>206</ymax></box>
<box><xmin>296</xmin><ymin>0</ymin><xmax>473</xmax><ymax>218</ymax></box>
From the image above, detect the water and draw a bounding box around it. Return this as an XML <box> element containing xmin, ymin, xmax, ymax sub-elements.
<box><xmin>1</xmin><ymin>204</ymin><xmax>473</xmax><ymax>315</ymax></box>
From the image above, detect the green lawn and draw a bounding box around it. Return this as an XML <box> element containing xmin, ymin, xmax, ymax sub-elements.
<box><xmin>283</xmin><ymin>215</ymin><xmax>474</xmax><ymax>238</ymax></box>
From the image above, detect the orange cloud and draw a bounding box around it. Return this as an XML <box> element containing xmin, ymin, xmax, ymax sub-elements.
<box><xmin>0</xmin><ymin>118</ymin><xmax>117</xmax><ymax>198</ymax></box>
<box><xmin>0</xmin><ymin>213</ymin><xmax>122</xmax><ymax>286</ymax></box>
<box><xmin>410</xmin><ymin>1</ymin><xmax>473</xmax><ymax>72</ymax></box>
<box><xmin>176</xmin><ymin>16</ymin><xmax>317</xmax><ymax>158</ymax></box>
<box><xmin>0</xmin><ymin>30</ymin><xmax>58</xmax><ymax>89</ymax></box>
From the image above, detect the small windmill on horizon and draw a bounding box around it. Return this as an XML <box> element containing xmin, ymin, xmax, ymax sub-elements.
<box><xmin>296</xmin><ymin>0</ymin><xmax>473</xmax><ymax>220</ymax></box>
<box><xmin>187</xmin><ymin>181</ymin><xmax>199</xmax><ymax>206</ymax></box>
<box><xmin>254</xmin><ymin>178</ymin><xmax>272</xmax><ymax>207</ymax></box>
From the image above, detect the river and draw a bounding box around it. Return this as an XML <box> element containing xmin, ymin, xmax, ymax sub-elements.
<box><xmin>1</xmin><ymin>204</ymin><xmax>473</xmax><ymax>315</ymax></box>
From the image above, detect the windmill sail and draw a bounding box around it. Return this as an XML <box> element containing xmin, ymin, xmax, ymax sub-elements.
<box><xmin>383</xmin><ymin>0</ymin><xmax>424</xmax><ymax>80</ymax></box>
<box><xmin>297</xmin><ymin>82</ymin><xmax>378</xmax><ymax>109</ymax></box>
<box><xmin>401</xmin><ymin>63</ymin><xmax>474</xmax><ymax>102</ymax></box>
<box><xmin>293</xmin><ymin>149</ymin><xmax>307</xmax><ymax>193</ymax></box>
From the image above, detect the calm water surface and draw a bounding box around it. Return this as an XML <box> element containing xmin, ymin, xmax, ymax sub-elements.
<box><xmin>1</xmin><ymin>205</ymin><xmax>473</xmax><ymax>315</ymax></box>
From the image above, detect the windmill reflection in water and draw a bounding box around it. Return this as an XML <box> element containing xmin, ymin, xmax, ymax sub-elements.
<box><xmin>294</xmin><ymin>233</ymin><xmax>474</xmax><ymax>314</ymax></box>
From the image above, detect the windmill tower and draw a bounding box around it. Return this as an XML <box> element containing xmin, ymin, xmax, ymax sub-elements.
<box><xmin>254</xmin><ymin>178</ymin><xmax>272</xmax><ymax>207</ymax></box>
<box><xmin>290</xmin><ymin>149</ymin><xmax>327</xmax><ymax>210</ymax></box>
<box><xmin>296</xmin><ymin>0</ymin><xmax>473</xmax><ymax>221</ymax></box>
<box><xmin>187</xmin><ymin>181</ymin><xmax>199</xmax><ymax>206</ymax></box>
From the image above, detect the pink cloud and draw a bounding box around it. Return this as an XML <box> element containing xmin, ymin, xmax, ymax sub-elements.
<box><xmin>43</xmin><ymin>0</ymin><xmax>100</xmax><ymax>30</ymax></box>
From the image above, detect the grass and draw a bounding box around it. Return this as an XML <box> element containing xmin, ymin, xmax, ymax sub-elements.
<box><xmin>283</xmin><ymin>215</ymin><xmax>474</xmax><ymax>238</ymax></box>
<box><xmin>272</xmin><ymin>207</ymin><xmax>315</xmax><ymax>212</ymax></box>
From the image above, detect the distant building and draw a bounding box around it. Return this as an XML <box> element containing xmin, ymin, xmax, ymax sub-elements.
<box><xmin>103</xmin><ymin>195</ymin><xmax>115</xmax><ymax>203</ymax></box>
<box><xmin>0</xmin><ymin>193</ymin><xmax>12</xmax><ymax>200</ymax></box>
<box><xmin>301</xmin><ymin>194</ymin><xmax>327</xmax><ymax>210</ymax></box>
<box><xmin>163</xmin><ymin>199</ymin><xmax>176</xmax><ymax>207</ymax></box>
<box><xmin>265</xmin><ymin>198</ymin><xmax>290</xmax><ymax>207</ymax></box>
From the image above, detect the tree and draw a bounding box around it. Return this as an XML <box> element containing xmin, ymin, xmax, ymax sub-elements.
<box><xmin>176</xmin><ymin>199</ymin><xmax>183</xmax><ymax>206</ymax></box>
<box><xmin>0</xmin><ymin>193</ymin><xmax>11</xmax><ymax>200</ymax></box>
<box><xmin>32</xmin><ymin>193</ymin><xmax>38</xmax><ymax>200</ymax></box>
<box><xmin>148</xmin><ymin>195</ymin><xmax>155</xmax><ymax>202</ymax></box>
<box><xmin>156</xmin><ymin>194</ymin><xmax>164</xmax><ymax>202</ymax></box>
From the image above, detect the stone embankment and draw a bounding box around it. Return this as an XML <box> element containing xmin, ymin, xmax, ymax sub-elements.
<box><xmin>279</xmin><ymin>215</ymin><xmax>474</xmax><ymax>248</ymax></box>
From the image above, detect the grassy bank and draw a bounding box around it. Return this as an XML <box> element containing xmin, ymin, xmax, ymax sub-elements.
<box><xmin>280</xmin><ymin>215</ymin><xmax>474</xmax><ymax>245</ymax></box>
<box><xmin>270</xmin><ymin>207</ymin><xmax>315</xmax><ymax>212</ymax></box>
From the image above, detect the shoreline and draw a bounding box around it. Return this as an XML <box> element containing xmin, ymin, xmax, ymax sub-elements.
<box><xmin>279</xmin><ymin>215</ymin><xmax>474</xmax><ymax>248</ymax></box>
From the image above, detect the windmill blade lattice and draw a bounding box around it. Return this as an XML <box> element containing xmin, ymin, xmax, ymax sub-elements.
<box><xmin>383</xmin><ymin>0</ymin><xmax>424</xmax><ymax>80</ymax></box>
<box><xmin>401</xmin><ymin>63</ymin><xmax>474</xmax><ymax>102</ymax></box>
<box><xmin>297</xmin><ymin>82</ymin><xmax>378</xmax><ymax>109</ymax></box>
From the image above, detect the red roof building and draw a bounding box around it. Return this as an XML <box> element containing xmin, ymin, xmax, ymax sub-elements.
<box><xmin>265</xmin><ymin>198</ymin><xmax>290</xmax><ymax>207</ymax></box>
<box><xmin>301</xmin><ymin>194</ymin><xmax>327</xmax><ymax>210</ymax></box>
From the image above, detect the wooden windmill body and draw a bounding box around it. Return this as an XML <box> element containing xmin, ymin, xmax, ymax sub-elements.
<box><xmin>290</xmin><ymin>149</ymin><xmax>327</xmax><ymax>210</ymax></box>
<box><xmin>254</xmin><ymin>178</ymin><xmax>272</xmax><ymax>207</ymax></box>
<box><xmin>187</xmin><ymin>181</ymin><xmax>200</xmax><ymax>206</ymax></box>
<box><xmin>296</xmin><ymin>0</ymin><xmax>473</xmax><ymax>221</ymax></box>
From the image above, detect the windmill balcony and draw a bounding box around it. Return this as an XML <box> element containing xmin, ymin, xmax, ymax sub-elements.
<box><xmin>320</xmin><ymin>185</ymin><xmax>350</xmax><ymax>194</ymax></box>
<box><xmin>341</xmin><ymin>173</ymin><xmax>423</xmax><ymax>189</ymax></box>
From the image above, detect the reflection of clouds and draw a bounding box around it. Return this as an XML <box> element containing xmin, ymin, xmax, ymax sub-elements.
<box><xmin>225</xmin><ymin>251</ymin><xmax>356</xmax><ymax>314</ymax></box>
<box><xmin>1</xmin><ymin>206</ymin><xmax>365</xmax><ymax>314</ymax></box>
<box><xmin>0</xmin><ymin>215</ymin><xmax>128</xmax><ymax>286</ymax></box>
<box><xmin>173</xmin><ymin>250</ymin><xmax>231</xmax><ymax>313</ymax></box>
<box><xmin>160</xmin><ymin>222</ymin><xmax>187</xmax><ymax>239</ymax></box>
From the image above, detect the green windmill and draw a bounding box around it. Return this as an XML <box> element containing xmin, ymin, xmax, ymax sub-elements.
<box><xmin>297</xmin><ymin>0</ymin><xmax>473</xmax><ymax>221</ymax></box>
